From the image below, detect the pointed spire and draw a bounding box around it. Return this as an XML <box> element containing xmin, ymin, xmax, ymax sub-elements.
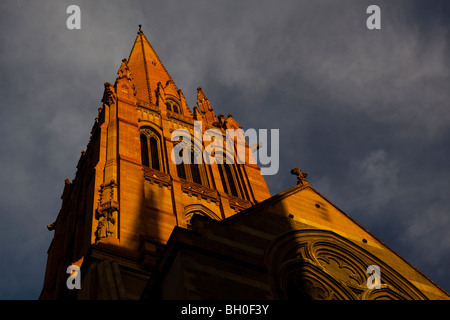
<box><xmin>127</xmin><ymin>25</ymin><xmax>176</xmax><ymax>105</ymax></box>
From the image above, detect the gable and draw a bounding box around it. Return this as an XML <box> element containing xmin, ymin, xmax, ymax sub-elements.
<box><xmin>222</xmin><ymin>184</ymin><xmax>450</xmax><ymax>299</ymax></box>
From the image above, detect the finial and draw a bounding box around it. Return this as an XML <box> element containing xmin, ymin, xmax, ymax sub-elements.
<box><xmin>139</xmin><ymin>24</ymin><xmax>142</xmax><ymax>31</ymax></box>
<box><xmin>290</xmin><ymin>167</ymin><xmax>308</xmax><ymax>185</ymax></box>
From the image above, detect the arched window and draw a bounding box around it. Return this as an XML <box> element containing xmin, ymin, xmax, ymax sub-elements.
<box><xmin>140</xmin><ymin>129</ymin><xmax>162</xmax><ymax>171</ymax></box>
<box><xmin>166</xmin><ymin>99</ymin><xmax>180</xmax><ymax>114</ymax></box>
<box><xmin>140</xmin><ymin>134</ymin><xmax>150</xmax><ymax>167</ymax></box>
<box><xmin>174</xmin><ymin>144</ymin><xmax>209</xmax><ymax>187</ymax></box>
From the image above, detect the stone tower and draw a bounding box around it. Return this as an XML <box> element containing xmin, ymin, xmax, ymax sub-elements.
<box><xmin>39</xmin><ymin>27</ymin><xmax>271</xmax><ymax>300</ymax></box>
<box><xmin>40</xmin><ymin>27</ymin><xmax>449</xmax><ymax>300</ymax></box>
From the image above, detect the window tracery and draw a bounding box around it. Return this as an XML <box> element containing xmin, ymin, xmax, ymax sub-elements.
<box><xmin>173</xmin><ymin>143</ymin><xmax>210</xmax><ymax>187</ymax></box>
<box><xmin>265</xmin><ymin>229</ymin><xmax>427</xmax><ymax>300</ymax></box>
<box><xmin>166</xmin><ymin>99</ymin><xmax>180</xmax><ymax>114</ymax></box>
<box><xmin>140</xmin><ymin>128</ymin><xmax>163</xmax><ymax>171</ymax></box>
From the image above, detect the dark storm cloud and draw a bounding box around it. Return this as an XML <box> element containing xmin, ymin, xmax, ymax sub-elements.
<box><xmin>0</xmin><ymin>0</ymin><xmax>449</xmax><ymax>298</ymax></box>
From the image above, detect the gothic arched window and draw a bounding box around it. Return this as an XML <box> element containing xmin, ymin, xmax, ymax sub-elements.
<box><xmin>174</xmin><ymin>143</ymin><xmax>210</xmax><ymax>187</ymax></box>
<box><xmin>140</xmin><ymin>129</ymin><xmax>162</xmax><ymax>171</ymax></box>
<box><xmin>166</xmin><ymin>99</ymin><xmax>180</xmax><ymax>114</ymax></box>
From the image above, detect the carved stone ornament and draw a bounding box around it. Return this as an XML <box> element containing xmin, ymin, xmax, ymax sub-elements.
<box><xmin>102</xmin><ymin>82</ymin><xmax>116</xmax><ymax>106</ymax></box>
<box><xmin>117</xmin><ymin>58</ymin><xmax>132</xmax><ymax>81</ymax></box>
<box><xmin>155</xmin><ymin>82</ymin><xmax>165</xmax><ymax>107</ymax></box>
<box><xmin>216</xmin><ymin>114</ymin><xmax>225</xmax><ymax>128</ymax></box>
<box><xmin>95</xmin><ymin>179</ymin><xmax>119</xmax><ymax>243</ymax></box>
<box><xmin>95</xmin><ymin>209</ymin><xmax>117</xmax><ymax>242</ymax></box>
<box><xmin>116</xmin><ymin>59</ymin><xmax>137</xmax><ymax>97</ymax></box>
<box><xmin>224</xmin><ymin>114</ymin><xmax>242</xmax><ymax>130</ymax></box>
<box><xmin>265</xmin><ymin>229</ymin><xmax>428</xmax><ymax>300</ymax></box>
<box><xmin>214</xmin><ymin>113</ymin><xmax>242</xmax><ymax>130</ymax></box>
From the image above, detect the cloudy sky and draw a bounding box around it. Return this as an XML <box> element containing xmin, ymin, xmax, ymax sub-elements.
<box><xmin>0</xmin><ymin>0</ymin><xmax>449</xmax><ymax>299</ymax></box>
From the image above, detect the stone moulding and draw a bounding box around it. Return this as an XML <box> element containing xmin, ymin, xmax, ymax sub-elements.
<box><xmin>143</xmin><ymin>167</ymin><xmax>172</xmax><ymax>189</ymax></box>
<box><xmin>97</xmin><ymin>200</ymin><xmax>120</xmax><ymax>214</ymax></box>
<box><xmin>227</xmin><ymin>194</ymin><xmax>253</xmax><ymax>212</ymax></box>
<box><xmin>137</xmin><ymin>99</ymin><xmax>159</xmax><ymax>112</ymax></box>
<box><xmin>180</xmin><ymin>179</ymin><xmax>220</xmax><ymax>204</ymax></box>
<box><xmin>167</xmin><ymin>110</ymin><xmax>194</xmax><ymax>124</ymax></box>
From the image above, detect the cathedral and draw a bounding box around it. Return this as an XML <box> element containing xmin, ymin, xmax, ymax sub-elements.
<box><xmin>39</xmin><ymin>27</ymin><xmax>449</xmax><ymax>300</ymax></box>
